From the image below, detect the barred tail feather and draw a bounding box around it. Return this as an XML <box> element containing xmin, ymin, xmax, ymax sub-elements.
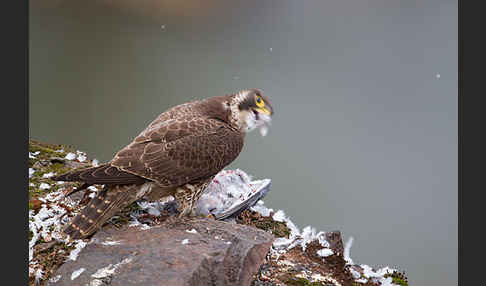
<box><xmin>64</xmin><ymin>184</ymin><xmax>138</xmax><ymax>239</ymax></box>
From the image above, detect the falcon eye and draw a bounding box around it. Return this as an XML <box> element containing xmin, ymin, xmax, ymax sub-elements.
<box><xmin>255</xmin><ymin>96</ymin><xmax>265</xmax><ymax>108</ymax></box>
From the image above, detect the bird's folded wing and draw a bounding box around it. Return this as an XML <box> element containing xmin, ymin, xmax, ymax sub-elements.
<box><xmin>111</xmin><ymin>119</ymin><xmax>244</xmax><ymax>188</ymax></box>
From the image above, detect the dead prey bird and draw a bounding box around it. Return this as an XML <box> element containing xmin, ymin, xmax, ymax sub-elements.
<box><xmin>52</xmin><ymin>89</ymin><xmax>274</xmax><ymax>239</ymax></box>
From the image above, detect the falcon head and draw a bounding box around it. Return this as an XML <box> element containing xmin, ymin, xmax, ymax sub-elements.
<box><xmin>233</xmin><ymin>89</ymin><xmax>274</xmax><ymax>136</ymax></box>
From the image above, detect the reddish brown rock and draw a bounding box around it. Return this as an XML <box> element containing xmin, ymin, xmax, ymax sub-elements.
<box><xmin>48</xmin><ymin>217</ymin><xmax>274</xmax><ymax>286</ymax></box>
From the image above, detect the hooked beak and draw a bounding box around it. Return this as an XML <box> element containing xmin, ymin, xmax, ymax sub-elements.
<box><xmin>254</xmin><ymin>107</ymin><xmax>273</xmax><ymax>116</ymax></box>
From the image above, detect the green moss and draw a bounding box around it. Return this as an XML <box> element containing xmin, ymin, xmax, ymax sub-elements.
<box><xmin>257</xmin><ymin>219</ymin><xmax>291</xmax><ymax>238</ymax></box>
<box><xmin>28</xmin><ymin>139</ymin><xmax>87</xmax><ymax>200</ymax></box>
<box><xmin>237</xmin><ymin>210</ymin><xmax>291</xmax><ymax>238</ymax></box>
<box><xmin>285</xmin><ymin>277</ymin><xmax>325</xmax><ymax>286</ymax></box>
<box><xmin>29</xmin><ymin>140</ymin><xmax>71</xmax><ymax>157</ymax></box>
<box><xmin>384</xmin><ymin>271</ymin><xmax>408</xmax><ymax>286</ymax></box>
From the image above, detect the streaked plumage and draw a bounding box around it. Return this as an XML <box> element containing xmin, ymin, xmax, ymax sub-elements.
<box><xmin>53</xmin><ymin>89</ymin><xmax>274</xmax><ymax>239</ymax></box>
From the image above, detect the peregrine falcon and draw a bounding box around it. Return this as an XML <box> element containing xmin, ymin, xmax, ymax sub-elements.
<box><xmin>52</xmin><ymin>89</ymin><xmax>274</xmax><ymax>239</ymax></box>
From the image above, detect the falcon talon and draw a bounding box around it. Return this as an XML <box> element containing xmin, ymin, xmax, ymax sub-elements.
<box><xmin>51</xmin><ymin>89</ymin><xmax>274</xmax><ymax>239</ymax></box>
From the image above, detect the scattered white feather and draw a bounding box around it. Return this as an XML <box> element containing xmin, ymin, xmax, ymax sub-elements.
<box><xmin>260</xmin><ymin>125</ymin><xmax>268</xmax><ymax>136</ymax></box>
<box><xmin>29</xmin><ymin>168</ymin><xmax>35</xmax><ymax>178</ymax></box>
<box><xmin>68</xmin><ymin>240</ymin><xmax>87</xmax><ymax>261</ymax></box>
<box><xmin>272</xmin><ymin>210</ymin><xmax>286</xmax><ymax>222</ymax></box>
<box><xmin>65</xmin><ymin>153</ymin><xmax>76</xmax><ymax>160</ymax></box>
<box><xmin>350</xmin><ymin>267</ymin><xmax>361</xmax><ymax>279</ymax></box>
<box><xmin>361</xmin><ymin>265</ymin><xmax>394</xmax><ymax>278</ymax></box>
<box><xmin>42</xmin><ymin>172</ymin><xmax>55</xmax><ymax>178</ymax></box>
<box><xmin>91</xmin><ymin>256</ymin><xmax>133</xmax><ymax>280</ymax></box>
<box><xmin>380</xmin><ymin>277</ymin><xmax>395</xmax><ymax>286</ymax></box>
<box><xmin>34</xmin><ymin>268</ymin><xmax>44</xmax><ymax>284</ymax></box>
<box><xmin>317</xmin><ymin>248</ymin><xmax>334</xmax><ymax>257</ymax></box>
<box><xmin>48</xmin><ymin>274</ymin><xmax>62</xmax><ymax>283</ymax></box>
<box><xmin>181</xmin><ymin>239</ymin><xmax>189</xmax><ymax>245</ymax></box>
<box><xmin>88</xmin><ymin>186</ymin><xmax>99</xmax><ymax>192</ymax></box>
<box><xmin>29</xmin><ymin>151</ymin><xmax>40</xmax><ymax>159</ymax></box>
<box><xmin>250</xmin><ymin>203</ymin><xmax>273</xmax><ymax>217</ymax></box>
<box><xmin>39</xmin><ymin>183</ymin><xmax>50</xmax><ymax>190</ymax></box>
<box><xmin>76</xmin><ymin>151</ymin><xmax>87</xmax><ymax>162</ymax></box>
<box><xmin>185</xmin><ymin>229</ymin><xmax>198</xmax><ymax>234</ymax></box>
<box><xmin>71</xmin><ymin>268</ymin><xmax>85</xmax><ymax>280</ymax></box>
<box><xmin>101</xmin><ymin>240</ymin><xmax>122</xmax><ymax>246</ymax></box>
<box><xmin>92</xmin><ymin>158</ymin><xmax>99</xmax><ymax>167</ymax></box>
<box><xmin>344</xmin><ymin>236</ymin><xmax>354</xmax><ymax>265</ymax></box>
<box><xmin>55</xmin><ymin>149</ymin><xmax>64</xmax><ymax>153</ymax></box>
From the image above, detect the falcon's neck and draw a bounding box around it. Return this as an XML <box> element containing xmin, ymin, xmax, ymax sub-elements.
<box><xmin>199</xmin><ymin>92</ymin><xmax>250</xmax><ymax>133</ymax></box>
<box><xmin>229</xmin><ymin>91</ymin><xmax>251</xmax><ymax>132</ymax></box>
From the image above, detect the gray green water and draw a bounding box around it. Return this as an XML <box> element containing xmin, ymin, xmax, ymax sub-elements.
<box><xmin>29</xmin><ymin>1</ymin><xmax>457</xmax><ymax>285</ymax></box>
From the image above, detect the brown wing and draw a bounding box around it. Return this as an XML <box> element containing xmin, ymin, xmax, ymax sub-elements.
<box><xmin>111</xmin><ymin>119</ymin><xmax>244</xmax><ymax>188</ymax></box>
<box><xmin>51</xmin><ymin>164</ymin><xmax>146</xmax><ymax>185</ymax></box>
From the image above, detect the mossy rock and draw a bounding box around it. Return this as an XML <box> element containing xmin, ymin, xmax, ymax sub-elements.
<box><xmin>28</xmin><ymin>139</ymin><xmax>90</xmax><ymax>202</ymax></box>
<box><xmin>285</xmin><ymin>277</ymin><xmax>325</xmax><ymax>286</ymax></box>
<box><xmin>237</xmin><ymin>209</ymin><xmax>291</xmax><ymax>238</ymax></box>
<box><xmin>384</xmin><ymin>271</ymin><xmax>408</xmax><ymax>286</ymax></box>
